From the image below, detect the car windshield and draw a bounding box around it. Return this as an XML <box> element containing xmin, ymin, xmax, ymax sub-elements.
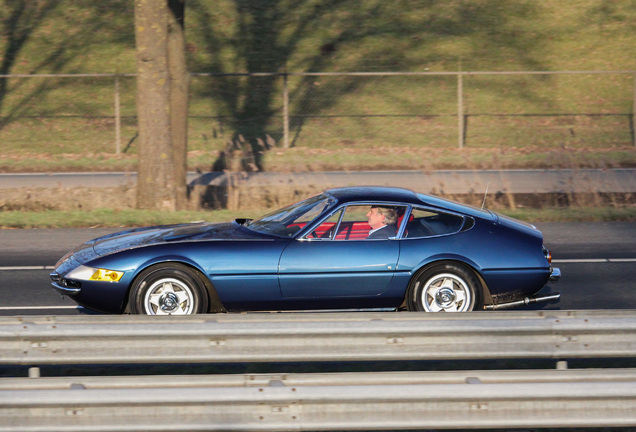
<box><xmin>246</xmin><ymin>193</ymin><xmax>335</xmax><ymax>237</ymax></box>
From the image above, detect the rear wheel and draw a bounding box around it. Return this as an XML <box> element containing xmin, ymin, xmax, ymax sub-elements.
<box><xmin>129</xmin><ymin>264</ymin><xmax>209</xmax><ymax>315</ymax></box>
<box><xmin>407</xmin><ymin>263</ymin><xmax>481</xmax><ymax>312</ymax></box>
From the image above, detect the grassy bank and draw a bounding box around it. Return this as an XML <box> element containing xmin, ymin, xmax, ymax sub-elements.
<box><xmin>0</xmin><ymin>1</ymin><xmax>634</xmax><ymax>173</ymax></box>
<box><xmin>1</xmin><ymin>1</ymin><xmax>634</xmax><ymax>228</ymax></box>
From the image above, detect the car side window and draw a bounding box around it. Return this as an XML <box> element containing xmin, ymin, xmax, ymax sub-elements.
<box><xmin>404</xmin><ymin>208</ymin><xmax>465</xmax><ymax>238</ymax></box>
<box><xmin>306</xmin><ymin>204</ymin><xmax>409</xmax><ymax>240</ymax></box>
<box><xmin>334</xmin><ymin>205</ymin><xmax>373</xmax><ymax>240</ymax></box>
<box><xmin>307</xmin><ymin>209</ymin><xmax>343</xmax><ymax>239</ymax></box>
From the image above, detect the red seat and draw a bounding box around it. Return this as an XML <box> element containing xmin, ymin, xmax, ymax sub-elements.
<box><xmin>397</xmin><ymin>212</ymin><xmax>414</xmax><ymax>237</ymax></box>
<box><xmin>335</xmin><ymin>221</ymin><xmax>371</xmax><ymax>240</ymax></box>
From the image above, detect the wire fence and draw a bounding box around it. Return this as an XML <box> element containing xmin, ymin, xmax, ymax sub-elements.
<box><xmin>0</xmin><ymin>70</ymin><xmax>634</xmax><ymax>158</ymax></box>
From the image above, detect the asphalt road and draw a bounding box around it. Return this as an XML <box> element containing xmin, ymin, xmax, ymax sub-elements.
<box><xmin>1</xmin><ymin>222</ymin><xmax>635</xmax><ymax>316</ymax></box>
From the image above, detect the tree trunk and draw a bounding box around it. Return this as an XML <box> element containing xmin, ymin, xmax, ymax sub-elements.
<box><xmin>134</xmin><ymin>0</ymin><xmax>176</xmax><ymax>210</ymax></box>
<box><xmin>167</xmin><ymin>0</ymin><xmax>188</xmax><ymax>210</ymax></box>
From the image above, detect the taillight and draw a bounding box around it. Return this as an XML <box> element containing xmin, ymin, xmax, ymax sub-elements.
<box><xmin>544</xmin><ymin>247</ymin><xmax>552</xmax><ymax>264</ymax></box>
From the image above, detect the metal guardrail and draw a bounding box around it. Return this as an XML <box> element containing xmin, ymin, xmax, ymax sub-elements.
<box><xmin>1</xmin><ymin>370</ymin><xmax>636</xmax><ymax>431</ymax></box>
<box><xmin>1</xmin><ymin>311</ymin><xmax>636</xmax><ymax>431</ymax></box>
<box><xmin>2</xmin><ymin>310</ymin><xmax>636</xmax><ymax>365</ymax></box>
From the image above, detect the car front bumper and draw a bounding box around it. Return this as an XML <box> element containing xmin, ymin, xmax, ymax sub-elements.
<box><xmin>50</xmin><ymin>272</ymin><xmax>81</xmax><ymax>295</ymax></box>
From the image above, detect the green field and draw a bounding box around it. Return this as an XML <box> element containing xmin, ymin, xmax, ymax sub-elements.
<box><xmin>0</xmin><ymin>0</ymin><xmax>634</xmax><ymax>173</ymax></box>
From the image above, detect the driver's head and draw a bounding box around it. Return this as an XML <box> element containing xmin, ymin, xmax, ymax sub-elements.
<box><xmin>367</xmin><ymin>206</ymin><xmax>397</xmax><ymax>229</ymax></box>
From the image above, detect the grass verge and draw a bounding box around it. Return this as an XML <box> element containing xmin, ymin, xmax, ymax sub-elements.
<box><xmin>0</xmin><ymin>209</ymin><xmax>260</xmax><ymax>230</ymax></box>
<box><xmin>1</xmin><ymin>206</ymin><xmax>634</xmax><ymax>229</ymax></box>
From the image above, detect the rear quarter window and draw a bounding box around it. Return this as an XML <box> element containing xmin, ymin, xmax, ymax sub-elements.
<box><xmin>404</xmin><ymin>208</ymin><xmax>466</xmax><ymax>238</ymax></box>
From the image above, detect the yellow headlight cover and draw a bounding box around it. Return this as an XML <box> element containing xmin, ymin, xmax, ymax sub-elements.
<box><xmin>89</xmin><ymin>269</ymin><xmax>124</xmax><ymax>282</ymax></box>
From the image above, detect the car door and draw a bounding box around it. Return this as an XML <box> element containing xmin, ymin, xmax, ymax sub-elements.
<box><xmin>278</xmin><ymin>204</ymin><xmax>403</xmax><ymax>299</ymax></box>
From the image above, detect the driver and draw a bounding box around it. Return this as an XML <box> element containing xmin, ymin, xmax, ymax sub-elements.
<box><xmin>366</xmin><ymin>206</ymin><xmax>397</xmax><ymax>239</ymax></box>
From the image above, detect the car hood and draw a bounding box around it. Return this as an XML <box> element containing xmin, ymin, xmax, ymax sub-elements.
<box><xmin>91</xmin><ymin>221</ymin><xmax>262</xmax><ymax>257</ymax></box>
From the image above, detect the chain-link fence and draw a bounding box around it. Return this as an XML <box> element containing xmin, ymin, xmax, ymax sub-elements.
<box><xmin>1</xmin><ymin>71</ymin><xmax>634</xmax><ymax>159</ymax></box>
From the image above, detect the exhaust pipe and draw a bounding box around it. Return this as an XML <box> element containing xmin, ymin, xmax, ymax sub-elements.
<box><xmin>484</xmin><ymin>292</ymin><xmax>561</xmax><ymax>311</ymax></box>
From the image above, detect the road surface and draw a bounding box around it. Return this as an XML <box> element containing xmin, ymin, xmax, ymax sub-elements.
<box><xmin>1</xmin><ymin>222</ymin><xmax>635</xmax><ymax>315</ymax></box>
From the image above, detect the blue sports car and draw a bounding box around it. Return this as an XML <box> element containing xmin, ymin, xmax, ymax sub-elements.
<box><xmin>50</xmin><ymin>187</ymin><xmax>561</xmax><ymax>315</ymax></box>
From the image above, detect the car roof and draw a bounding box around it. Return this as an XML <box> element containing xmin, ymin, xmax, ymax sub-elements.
<box><xmin>325</xmin><ymin>186</ymin><xmax>420</xmax><ymax>204</ymax></box>
<box><xmin>324</xmin><ymin>186</ymin><xmax>492</xmax><ymax>219</ymax></box>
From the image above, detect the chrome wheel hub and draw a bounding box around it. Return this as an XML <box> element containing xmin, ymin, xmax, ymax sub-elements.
<box><xmin>143</xmin><ymin>278</ymin><xmax>194</xmax><ymax>315</ymax></box>
<box><xmin>160</xmin><ymin>292</ymin><xmax>180</xmax><ymax>313</ymax></box>
<box><xmin>421</xmin><ymin>273</ymin><xmax>471</xmax><ymax>312</ymax></box>
<box><xmin>435</xmin><ymin>287</ymin><xmax>457</xmax><ymax>308</ymax></box>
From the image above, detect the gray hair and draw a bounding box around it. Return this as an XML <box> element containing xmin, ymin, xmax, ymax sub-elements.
<box><xmin>374</xmin><ymin>206</ymin><xmax>398</xmax><ymax>225</ymax></box>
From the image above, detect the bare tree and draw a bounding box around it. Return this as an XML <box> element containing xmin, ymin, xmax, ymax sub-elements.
<box><xmin>134</xmin><ymin>0</ymin><xmax>188</xmax><ymax>210</ymax></box>
<box><xmin>168</xmin><ymin>0</ymin><xmax>188</xmax><ymax>210</ymax></box>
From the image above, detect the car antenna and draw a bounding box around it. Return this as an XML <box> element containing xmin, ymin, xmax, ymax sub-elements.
<box><xmin>481</xmin><ymin>183</ymin><xmax>490</xmax><ymax>210</ymax></box>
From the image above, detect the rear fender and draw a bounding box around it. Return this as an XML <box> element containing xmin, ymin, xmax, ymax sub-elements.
<box><xmin>404</xmin><ymin>258</ymin><xmax>492</xmax><ymax>309</ymax></box>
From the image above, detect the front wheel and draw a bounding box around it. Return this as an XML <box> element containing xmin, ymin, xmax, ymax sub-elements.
<box><xmin>407</xmin><ymin>263</ymin><xmax>481</xmax><ymax>312</ymax></box>
<box><xmin>128</xmin><ymin>263</ymin><xmax>209</xmax><ymax>315</ymax></box>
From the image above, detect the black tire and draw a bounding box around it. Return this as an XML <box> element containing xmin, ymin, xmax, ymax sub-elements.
<box><xmin>129</xmin><ymin>263</ymin><xmax>209</xmax><ymax>315</ymax></box>
<box><xmin>407</xmin><ymin>262</ymin><xmax>481</xmax><ymax>312</ymax></box>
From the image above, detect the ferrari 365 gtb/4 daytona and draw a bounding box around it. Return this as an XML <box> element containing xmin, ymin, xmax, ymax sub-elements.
<box><xmin>51</xmin><ymin>187</ymin><xmax>560</xmax><ymax>315</ymax></box>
